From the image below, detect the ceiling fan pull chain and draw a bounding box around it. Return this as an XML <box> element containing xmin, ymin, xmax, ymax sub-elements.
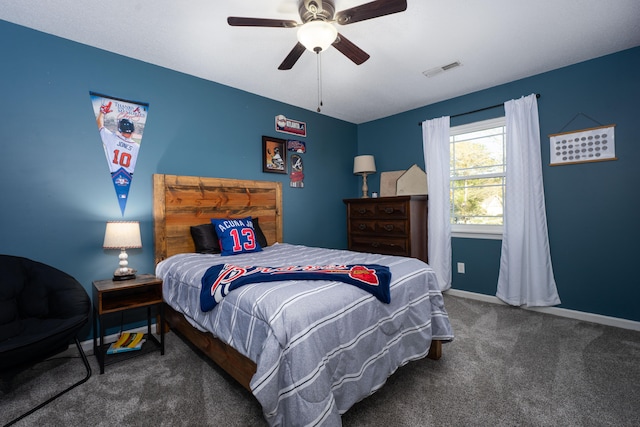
<box><xmin>317</xmin><ymin>50</ymin><xmax>323</xmax><ymax>112</ymax></box>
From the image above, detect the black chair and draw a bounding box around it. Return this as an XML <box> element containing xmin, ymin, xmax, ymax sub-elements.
<box><xmin>0</xmin><ymin>255</ymin><xmax>92</xmax><ymax>426</ymax></box>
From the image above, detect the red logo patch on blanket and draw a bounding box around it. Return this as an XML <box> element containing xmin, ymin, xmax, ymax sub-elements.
<box><xmin>348</xmin><ymin>265</ymin><xmax>379</xmax><ymax>285</ymax></box>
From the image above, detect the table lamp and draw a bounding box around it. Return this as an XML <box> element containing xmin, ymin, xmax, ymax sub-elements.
<box><xmin>103</xmin><ymin>221</ymin><xmax>142</xmax><ymax>281</ymax></box>
<box><xmin>353</xmin><ymin>155</ymin><xmax>376</xmax><ymax>198</ymax></box>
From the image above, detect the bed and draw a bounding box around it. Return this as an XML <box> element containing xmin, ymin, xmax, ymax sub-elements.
<box><xmin>153</xmin><ymin>174</ymin><xmax>453</xmax><ymax>426</ymax></box>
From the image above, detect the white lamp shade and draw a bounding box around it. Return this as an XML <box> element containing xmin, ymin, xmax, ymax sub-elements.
<box><xmin>103</xmin><ymin>221</ymin><xmax>142</xmax><ymax>249</ymax></box>
<box><xmin>297</xmin><ymin>21</ymin><xmax>338</xmax><ymax>52</ymax></box>
<box><xmin>353</xmin><ymin>155</ymin><xmax>377</xmax><ymax>175</ymax></box>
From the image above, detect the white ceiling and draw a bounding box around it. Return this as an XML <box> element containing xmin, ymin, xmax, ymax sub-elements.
<box><xmin>1</xmin><ymin>0</ymin><xmax>639</xmax><ymax>124</ymax></box>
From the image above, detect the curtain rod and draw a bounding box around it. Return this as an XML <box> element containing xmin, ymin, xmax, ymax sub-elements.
<box><xmin>417</xmin><ymin>93</ymin><xmax>540</xmax><ymax>126</ymax></box>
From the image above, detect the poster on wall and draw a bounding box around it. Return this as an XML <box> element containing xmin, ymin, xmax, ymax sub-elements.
<box><xmin>262</xmin><ymin>135</ymin><xmax>287</xmax><ymax>174</ymax></box>
<box><xmin>90</xmin><ymin>92</ymin><xmax>149</xmax><ymax>215</ymax></box>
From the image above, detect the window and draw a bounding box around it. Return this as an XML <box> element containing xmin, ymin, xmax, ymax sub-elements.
<box><xmin>450</xmin><ymin>117</ymin><xmax>506</xmax><ymax>238</ymax></box>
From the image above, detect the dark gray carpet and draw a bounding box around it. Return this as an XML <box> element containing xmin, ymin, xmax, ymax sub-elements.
<box><xmin>2</xmin><ymin>294</ymin><xmax>639</xmax><ymax>426</ymax></box>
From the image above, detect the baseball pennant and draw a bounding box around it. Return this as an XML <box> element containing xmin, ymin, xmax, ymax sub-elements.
<box><xmin>90</xmin><ymin>92</ymin><xmax>149</xmax><ymax>215</ymax></box>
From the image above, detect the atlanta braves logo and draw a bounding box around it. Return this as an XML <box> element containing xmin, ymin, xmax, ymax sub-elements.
<box><xmin>200</xmin><ymin>263</ymin><xmax>392</xmax><ymax>312</ymax></box>
<box><xmin>208</xmin><ymin>265</ymin><xmax>248</xmax><ymax>303</ymax></box>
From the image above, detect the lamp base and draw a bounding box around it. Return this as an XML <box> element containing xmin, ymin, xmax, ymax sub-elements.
<box><xmin>113</xmin><ymin>268</ymin><xmax>137</xmax><ymax>281</ymax></box>
<box><xmin>360</xmin><ymin>173</ymin><xmax>370</xmax><ymax>198</ymax></box>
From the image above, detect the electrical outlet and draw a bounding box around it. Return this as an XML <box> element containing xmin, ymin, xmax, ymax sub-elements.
<box><xmin>457</xmin><ymin>262</ymin><xmax>465</xmax><ymax>274</ymax></box>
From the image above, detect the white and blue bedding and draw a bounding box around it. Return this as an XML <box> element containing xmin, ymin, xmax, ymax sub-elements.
<box><xmin>156</xmin><ymin>243</ymin><xmax>453</xmax><ymax>426</ymax></box>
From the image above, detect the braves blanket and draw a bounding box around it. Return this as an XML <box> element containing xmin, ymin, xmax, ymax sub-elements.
<box><xmin>200</xmin><ymin>263</ymin><xmax>391</xmax><ymax>312</ymax></box>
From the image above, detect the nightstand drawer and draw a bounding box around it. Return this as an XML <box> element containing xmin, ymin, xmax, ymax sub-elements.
<box><xmin>93</xmin><ymin>274</ymin><xmax>163</xmax><ymax>314</ymax></box>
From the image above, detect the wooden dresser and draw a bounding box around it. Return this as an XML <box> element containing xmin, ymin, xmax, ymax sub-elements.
<box><xmin>343</xmin><ymin>196</ymin><xmax>428</xmax><ymax>263</ymax></box>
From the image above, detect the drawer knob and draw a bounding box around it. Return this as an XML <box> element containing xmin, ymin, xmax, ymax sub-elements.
<box><xmin>358</xmin><ymin>223</ymin><xmax>367</xmax><ymax>230</ymax></box>
<box><xmin>358</xmin><ymin>208</ymin><xmax>367</xmax><ymax>214</ymax></box>
<box><xmin>384</xmin><ymin>207</ymin><xmax>394</xmax><ymax>214</ymax></box>
<box><xmin>384</xmin><ymin>224</ymin><xmax>394</xmax><ymax>231</ymax></box>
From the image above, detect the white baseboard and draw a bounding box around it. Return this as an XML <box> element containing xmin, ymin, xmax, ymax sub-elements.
<box><xmin>445</xmin><ymin>289</ymin><xmax>640</xmax><ymax>332</ymax></box>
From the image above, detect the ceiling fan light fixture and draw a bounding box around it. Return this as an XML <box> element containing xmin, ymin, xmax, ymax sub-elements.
<box><xmin>297</xmin><ymin>21</ymin><xmax>338</xmax><ymax>53</ymax></box>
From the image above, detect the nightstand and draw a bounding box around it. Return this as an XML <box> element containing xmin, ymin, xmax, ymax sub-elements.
<box><xmin>92</xmin><ymin>274</ymin><xmax>165</xmax><ymax>374</ymax></box>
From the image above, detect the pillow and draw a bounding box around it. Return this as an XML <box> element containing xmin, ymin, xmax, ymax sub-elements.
<box><xmin>252</xmin><ymin>217</ymin><xmax>268</xmax><ymax>248</ymax></box>
<box><xmin>211</xmin><ymin>217</ymin><xmax>263</xmax><ymax>256</ymax></box>
<box><xmin>190</xmin><ymin>224</ymin><xmax>220</xmax><ymax>254</ymax></box>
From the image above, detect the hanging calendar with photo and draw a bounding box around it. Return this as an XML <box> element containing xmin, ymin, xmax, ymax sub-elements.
<box><xmin>549</xmin><ymin>125</ymin><xmax>616</xmax><ymax>166</ymax></box>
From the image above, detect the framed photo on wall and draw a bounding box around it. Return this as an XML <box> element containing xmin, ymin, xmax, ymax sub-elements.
<box><xmin>262</xmin><ymin>136</ymin><xmax>287</xmax><ymax>174</ymax></box>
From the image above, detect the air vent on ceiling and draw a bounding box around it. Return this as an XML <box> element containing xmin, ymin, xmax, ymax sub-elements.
<box><xmin>422</xmin><ymin>61</ymin><xmax>462</xmax><ymax>78</ymax></box>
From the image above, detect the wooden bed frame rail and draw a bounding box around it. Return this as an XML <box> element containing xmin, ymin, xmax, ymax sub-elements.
<box><xmin>164</xmin><ymin>304</ymin><xmax>256</xmax><ymax>391</ymax></box>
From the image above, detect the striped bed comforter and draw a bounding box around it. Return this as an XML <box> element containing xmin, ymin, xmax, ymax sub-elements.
<box><xmin>156</xmin><ymin>243</ymin><xmax>453</xmax><ymax>426</ymax></box>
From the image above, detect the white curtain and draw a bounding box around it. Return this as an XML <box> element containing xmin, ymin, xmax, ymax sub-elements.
<box><xmin>496</xmin><ymin>94</ymin><xmax>560</xmax><ymax>307</ymax></box>
<box><xmin>422</xmin><ymin>116</ymin><xmax>451</xmax><ymax>291</ymax></box>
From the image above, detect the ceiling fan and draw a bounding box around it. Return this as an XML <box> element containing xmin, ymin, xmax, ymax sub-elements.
<box><xmin>227</xmin><ymin>0</ymin><xmax>408</xmax><ymax>70</ymax></box>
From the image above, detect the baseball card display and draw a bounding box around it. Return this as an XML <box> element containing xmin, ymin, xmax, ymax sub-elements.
<box><xmin>90</xmin><ymin>92</ymin><xmax>149</xmax><ymax>215</ymax></box>
<box><xmin>549</xmin><ymin>124</ymin><xmax>616</xmax><ymax>166</ymax></box>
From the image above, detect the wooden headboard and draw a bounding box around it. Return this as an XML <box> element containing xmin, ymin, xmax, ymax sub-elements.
<box><xmin>153</xmin><ymin>174</ymin><xmax>283</xmax><ymax>264</ymax></box>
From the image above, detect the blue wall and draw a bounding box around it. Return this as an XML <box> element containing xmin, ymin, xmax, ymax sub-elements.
<box><xmin>1</xmin><ymin>18</ymin><xmax>638</xmax><ymax>339</ymax></box>
<box><xmin>358</xmin><ymin>47</ymin><xmax>640</xmax><ymax>322</ymax></box>
<box><xmin>0</xmin><ymin>21</ymin><xmax>358</xmax><ymax>337</ymax></box>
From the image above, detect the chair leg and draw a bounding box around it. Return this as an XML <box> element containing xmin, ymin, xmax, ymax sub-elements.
<box><xmin>3</xmin><ymin>338</ymin><xmax>92</xmax><ymax>427</ymax></box>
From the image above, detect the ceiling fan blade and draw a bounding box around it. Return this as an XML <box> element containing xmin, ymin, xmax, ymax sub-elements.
<box><xmin>278</xmin><ymin>43</ymin><xmax>307</xmax><ymax>70</ymax></box>
<box><xmin>227</xmin><ymin>17</ymin><xmax>298</xmax><ymax>28</ymax></box>
<box><xmin>332</xmin><ymin>33</ymin><xmax>370</xmax><ymax>65</ymax></box>
<box><xmin>335</xmin><ymin>0</ymin><xmax>407</xmax><ymax>25</ymax></box>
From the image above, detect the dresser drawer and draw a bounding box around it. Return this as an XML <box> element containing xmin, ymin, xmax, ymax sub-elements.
<box><xmin>349</xmin><ymin>219</ymin><xmax>408</xmax><ymax>236</ymax></box>
<box><xmin>374</xmin><ymin>220</ymin><xmax>408</xmax><ymax>236</ymax></box>
<box><xmin>348</xmin><ymin>201</ymin><xmax>408</xmax><ymax>219</ymax></box>
<box><xmin>349</xmin><ymin>236</ymin><xmax>409</xmax><ymax>257</ymax></box>
<box><xmin>374</xmin><ymin>202</ymin><xmax>407</xmax><ymax>218</ymax></box>
<box><xmin>348</xmin><ymin>219</ymin><xmax>376</xmax><ymax>234</ymax></box>
<box><xmin>348</xmin><ymin>203</ymin><xmax>377</xmax><ymax>218</ymax></box>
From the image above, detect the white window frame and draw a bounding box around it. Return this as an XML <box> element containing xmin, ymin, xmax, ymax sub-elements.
<box><xmin>450</xmin><ymin>117</ymin><xmax>506</xmax><ymax>240</ymax></box>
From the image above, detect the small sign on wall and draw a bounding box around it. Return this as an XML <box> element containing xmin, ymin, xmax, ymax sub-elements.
<box><xmin>549</xmin><ymin>124</ymin><xmax>616</xmax><ymax>166</ymax></box>
<box><xmin>276</xmin><ymin>115</ymin><xmax>306</xmax><ymax>137</ymax></box>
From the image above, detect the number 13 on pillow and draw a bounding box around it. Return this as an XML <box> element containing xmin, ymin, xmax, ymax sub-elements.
<box><xmin>211</xmin><ymin>217</ymin><xmax>263</xmax><ymax>256</ymax></box>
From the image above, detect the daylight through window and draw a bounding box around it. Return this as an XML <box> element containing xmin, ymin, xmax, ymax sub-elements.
<box><xmin>450</xmin><ymin>117</ymin><xmax>506</xmax><ymax>235</ymax></box>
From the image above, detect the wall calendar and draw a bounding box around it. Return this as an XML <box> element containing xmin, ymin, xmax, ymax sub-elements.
<box><xmin>549</xmin><ymin>124</ymin><xmax>616</xmax><ymax>166</ymax></box>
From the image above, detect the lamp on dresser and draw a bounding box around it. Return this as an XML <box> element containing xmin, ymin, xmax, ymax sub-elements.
<box><xmin>353</xmin><ymin>155</ymin><xmax>376</xmax><ymax>198</ymax></box>
<box><xmin>103</xmin><ymin>221</ymin><xmax>142</xmax><ymax>281</ymax></box>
